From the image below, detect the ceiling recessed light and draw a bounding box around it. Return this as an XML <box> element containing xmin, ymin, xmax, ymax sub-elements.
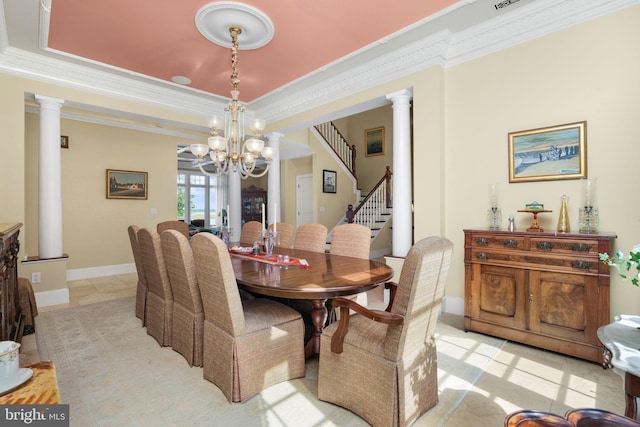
<box><xmin>172</xmin><ymin>76</ymin><xmax>192</xmax><ymax>85</ymax></box>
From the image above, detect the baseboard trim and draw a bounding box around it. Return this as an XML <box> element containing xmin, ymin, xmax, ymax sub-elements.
<box><xmin>35</xmin><ymin>288</ymin><xmax>70</xmax><ymax>307</ymax></box>
<box><xmin>66</xmin><ymin>263</ymin><xmax>136</xmax><ymax>281</ymax></box>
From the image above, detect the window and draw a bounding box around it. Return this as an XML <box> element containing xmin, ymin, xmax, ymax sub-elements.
<box><xmin>177</xmin><ymin>171</ymin><xmax>225</xmax><ymax>228</ymax></box>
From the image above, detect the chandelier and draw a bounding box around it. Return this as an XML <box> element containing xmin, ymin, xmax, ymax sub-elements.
<box><xmin>189</xmin><ymin>26</ymin><xmax>274</xmax><ymax>179</ymax></box>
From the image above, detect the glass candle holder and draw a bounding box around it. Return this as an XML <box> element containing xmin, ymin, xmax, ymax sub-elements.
<box><xmin>487</xmin><ymin>206</ymin><xmax>502</xmax><ymax>230</ymax></box>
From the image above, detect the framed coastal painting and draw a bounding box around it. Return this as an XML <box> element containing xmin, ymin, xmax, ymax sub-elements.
<box><xmin>365</xmin><ymin>127</ymin><xmax>385</xmax><ymax>157</ymax></box>
<box><xmin>106</xmin><ymin>169</ymin><xmax>148</xmax><ymax>200</ymax></box>
<box><xmin>508</xmin><ymin>121</ymin><xmax>587</xmax><ymax>183</ymax></box>
<box><xmin>323</xmin><ymin>169</ymin><xmax>336</xmax><ymax>193</ymax></box>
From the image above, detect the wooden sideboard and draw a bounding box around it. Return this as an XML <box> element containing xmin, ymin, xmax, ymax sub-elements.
<box><xmin>1</xmin><ymin>222</ymin><xmax>23</xmax><ymax>342</ymax></box>
<box><xmin>464</xmin><ymin>228</ymin><xmax>616</xmax><ymax>363</ymax></box>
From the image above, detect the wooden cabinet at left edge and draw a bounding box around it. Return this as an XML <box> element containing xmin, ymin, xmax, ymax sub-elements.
<box><xmin>464</xmin><ymin>228</ymin><xmax>616</xmax><ymax>363</ymax></box>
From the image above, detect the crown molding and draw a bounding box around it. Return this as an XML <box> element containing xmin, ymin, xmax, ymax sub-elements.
<box><xmin>255</xmin><ymin>0</ymin><xmax>638</xmax><ymax>126</ymax></box>
<box><xmin>0</xmin><ymin>45</ymin><xmax>227</xmax><ymax>120</ymax></box>
<box><xmin>0</xmin><ymin>0</ymin><xmax>637</xmax><ymax>134</ymax></box>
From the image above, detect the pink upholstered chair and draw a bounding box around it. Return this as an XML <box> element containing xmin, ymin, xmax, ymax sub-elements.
<box><xmin>191</xmin><ymin>232</ymin><xmax>305</xmax><ymax>402</ymax></box>
<box><xmin>128</xmin><ymin>225</ymin><xmax>147</xmax><ymax>325</ymax></box>
<box><xmin>293</xmin><ymin>223</ymin><xmax>328</xmax><ymax>253</ymax></box>
<box><xmin>318</xmin><ymin>236</ymin><xmax>453</xmax><ymax>427</ymax></box>
<box><xmin>160</xmin><ymin>229</ymin><xmax>204</xmax><ymax>367</ymax></box>
<box><xmin>137</xmin><ymin>227</ymin><xmax>173</xmax><ymax>346</ymax></box>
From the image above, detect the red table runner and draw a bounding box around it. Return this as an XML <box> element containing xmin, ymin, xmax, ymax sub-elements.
<box><xmin>229</xmin><ymin>251</ymin><xmax>310</xmax><ymax>267</ymax></box>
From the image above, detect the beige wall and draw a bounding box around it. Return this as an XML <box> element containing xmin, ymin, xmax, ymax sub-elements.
<box><xmin>270</xmin><ymin>6</ymin><xmax>640</xmax><ymax>318</ymax></box>
<box><xmin>24</xmin><ymin>113</ymin><xmax>187</xmax><ymax>271</ymax></box>
<box><xmin>1</xmin><ymin>6</ymin><xmax>638</xmax><ymax>316</ymax></box>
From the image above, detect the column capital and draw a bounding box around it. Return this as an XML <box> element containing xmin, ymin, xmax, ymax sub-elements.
<box><xmin>265</xmin><ymin>132</ymin><xmax>284</xmax><ymax>146</ymax></box>
<box><xmin>34</xmin><ymin>94</ymin><xmax>65</xmax><ymax>109</ymax></box>
<box><xmin>385</xmin><ymin>88</ymin><xmax>413</xmax><ymax>104</ymax></box>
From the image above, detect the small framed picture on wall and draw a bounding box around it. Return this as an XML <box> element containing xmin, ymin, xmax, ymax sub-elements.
<box><xmin>323</xmin><ymin>170</ymin><xmax>336</xmax><ymax>193</ymax></box>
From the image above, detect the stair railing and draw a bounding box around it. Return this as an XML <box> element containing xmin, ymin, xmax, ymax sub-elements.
<box><xmin>352</xmin><ymin>166</ymin><xmax>392</xmax><ymax>230</ymax></box>
<box><xmin>315</xmin><ymin>122</ymin><xmax>356</xmax><ymax>177</ymax></box>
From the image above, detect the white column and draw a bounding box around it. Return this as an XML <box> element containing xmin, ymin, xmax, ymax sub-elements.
<box><xmin>386</xmin><ymin>89</ymin><xmax>413</xmax><ymax>257</ymax></box>
<box><xmin>228</xmin><ymin>169</ymin><xmax>242</xmax><ymax>242</ymax></box>
<box><xmin>266</xmin><ymin>132</ymin><xmax>283</xmax><ymax>225</ymax></box>
<box><xmin>35</xmin><ymin>95</ymin><xmax>65</xmax><ymax>259</ymax></box>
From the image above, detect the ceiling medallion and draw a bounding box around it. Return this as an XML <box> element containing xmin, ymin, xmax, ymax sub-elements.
<box><xmin>195</xmin><ymin>2</ymin><xmax>274</xmax><ymax>50</ymax></box>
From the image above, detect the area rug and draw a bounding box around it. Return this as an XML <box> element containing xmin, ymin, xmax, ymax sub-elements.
<box><xmin>36</xmin><ymin>298</ymin><xmax>505</xmax><ymax>426</ymax></box>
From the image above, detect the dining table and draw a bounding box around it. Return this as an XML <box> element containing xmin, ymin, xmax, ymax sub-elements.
<box><xmin>229</xmin><ymin>246</ymin><xmax>394</xmax><ymax>358</ymax></box>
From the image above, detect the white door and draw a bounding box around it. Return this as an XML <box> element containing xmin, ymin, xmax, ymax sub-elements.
<box><xmin>296</xmin><ymin>174</ymin><xmax>314</xmax><ymax>227</ymax></box>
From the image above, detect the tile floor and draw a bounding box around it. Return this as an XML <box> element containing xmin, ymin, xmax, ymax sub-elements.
<box><xmin>28</xmin><ymin>274</ymin><xmax>630</xmax><ymax>425</ymax></box>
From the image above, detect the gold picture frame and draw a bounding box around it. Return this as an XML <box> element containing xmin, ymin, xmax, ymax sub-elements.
<box><xmin>365</xmin><ymin>127</ymin><xmax>385</xmax><ymax>157</ymax></box>
<box><xmin>508</xmin><ymin>121</ymin><xmax>587</xmax><ymax>183</ymax></box>
<box><xmin>106</xmin><ymin>169</ymin><xmax>148</xmax><ymax>200</ymax></box>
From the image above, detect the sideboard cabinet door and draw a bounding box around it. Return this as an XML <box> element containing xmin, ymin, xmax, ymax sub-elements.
<box><xmin>464</xmin><ymin>228</ymin><xmax>615</xmax><ymax>363</ymax></box>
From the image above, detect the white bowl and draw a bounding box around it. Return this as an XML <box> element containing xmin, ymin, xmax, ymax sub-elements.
<box><xmin>0</xmin><ymin>341</ymin><xmax>20</xmax><ymax>380</ymax></box>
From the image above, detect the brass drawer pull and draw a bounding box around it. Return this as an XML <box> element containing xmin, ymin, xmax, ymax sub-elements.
<box><xmin>475</xmin><ymin>237</ymin><xmax>489</xmax><ymax>246</ymax></box>
<box><xmin>503</xmin><ymin>239</ymin><xmax>518</xmax><ymax>248</ymax></box>
<box><xmin>571</xmin><ymin>243</ymin><xmax>591</xmax><ymax>252</ymax></box>
<box><xmin>476</xmin><ymin>252</ymin><xmax>489</xmax><ymax>260</ymax></box>
<box><xmin>536</xmin><ymin>241</ymin><xmax>553</xmax><ymax>250</ymax></box>
<box><xmin>571</xmin><ymin>260</ymin><xmax>591</xmax><ymax>270</ymax></box>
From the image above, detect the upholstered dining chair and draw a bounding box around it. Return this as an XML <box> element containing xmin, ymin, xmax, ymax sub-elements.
<box><xmin>318</xmin><ymin>236</ymin><xmax>453</xmax><ymax>427</ymax></box>
<box><xmin>293</xmin><ymin>223</ymin><xmax>328</xmax><ymax>253</ymax></box>
<box><xmin>128</xmin><ymin>225</ymin><xmax>147</xmax><ymax>325</ymax></box>
<box><xmin>239</xmin><ymin>220</ymin><xmax>263</xmax><ymax>246</ymax></box>
<box><xmin>137</xmin><ymin>227</ymin><xmax>173</xmax><ymax>347</ymax></box>
<box><xmin>157</xmin><ymin>220</ymin><xmax>189</xmax><ymax>239</ymax></box>
<box><xmin>191</xmin><ymin>232</ymin><xmax>306</xmax><ymax>403</ymax></box>
<box><xmin>328</xmin><ymin>223</ymin><xmax>376</xmax><ymax>318</ymax></box>
<box><xmin>160</xmin><ymin>229</ymin><xmax>204</xmax><ymax>367</ymax></box>
<box><xmin>268</xmin><ymin>222</ymin><xmax>294</xmax><ymax>248</ymax></box>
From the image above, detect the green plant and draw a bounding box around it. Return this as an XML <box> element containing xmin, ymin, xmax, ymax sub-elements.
<box><xmin>600</xmin><ymin>245</ymin><xmax>640</xmax><ymax>286</ymax></box>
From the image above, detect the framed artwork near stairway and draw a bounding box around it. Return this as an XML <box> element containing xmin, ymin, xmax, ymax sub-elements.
<box><xmin>365</xmin><ymin>126</ymin><xmax>385</xmax><ymax>156</ymax></box>
<box><xmin>323</xmin><ymin>170</ymin><xmax>336</xmax><ymax>193</ymax></box>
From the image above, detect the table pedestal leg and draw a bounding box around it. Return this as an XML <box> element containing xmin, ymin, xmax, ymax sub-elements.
<box><xmin>305</xmin><ymin>298</ymin><xmax>327</xmax><ymax>358</ymax></box>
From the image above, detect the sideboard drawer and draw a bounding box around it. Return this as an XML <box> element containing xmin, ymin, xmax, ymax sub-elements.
<box><xmin>470</xmin><ymin>234</ymin><xmax>526</xmax><ymax>251</ymax></box>
<box><xmin>529</xmin><ymin>237</ymin><xmax>599</xmax><ymax>256</ymax></box>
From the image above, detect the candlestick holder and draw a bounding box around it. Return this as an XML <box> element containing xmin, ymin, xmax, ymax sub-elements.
<box><xmin>578</xmin><ymin>206</ymin><xmax>599</xmax><ymax>233</ymax></box>
<box><xmin>220</xmin><ymin>226</ymin><xmax>231</xmax><ymax>247</ymax></box>
<box><xmin>261</xmin><ymin>229</ymin><xmax>280</xmax><ymax>257</ymax></box>
<box><xmin>487</xmin><ymin>206</ymin><xmax>502</xmax><ymax>230</ymax></box>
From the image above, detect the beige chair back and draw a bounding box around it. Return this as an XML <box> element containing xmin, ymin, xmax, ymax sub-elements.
<box><xmin>330</xmin><ymin>223</ymin><xmax>371</xmax><ymax>259</ymax></box>
<box><xmin>128</xmin><ymin>225</ymin><xmax>147</xmax><ymax>323</ymax></box>
<box><xmin>157</xmin><ymin>220</ymin><xmax>189</xmax><ymax>239</ymax></box>
<box><xmin>137</xmin><ymin>227</ymin><xmax>173</xmax><ymax>346</ymax></box>
<box><xmin>386</xmin><ymin>236</ymin><xmax>453</xmax><ymax>359</ymax></box>
<box><xmin>268</xmin><ymin>222</ymin><xmax>294</xmax><ymax>248</ymax></box>
<box><xmin>191</xmin><ymin>233</ymin><xmax>245</xmax><ymax>336</ymax></box>
<box><xmin>239</xmin><ymin>220</ymin><xmax>263</xmax><ymax>246</ymax></box>
<box><xmin>294</xmin><ymin>223</ymin><xmax>328</xmax><ymax>253</ymax></box>
<box><xmin>161</xmin><ymin>230</ymin><xmax>202</xmax><ymax>313</ymax></box>
<box><xmin>160</xmin><ymin>229</ymin><xmax>204</xmax><ymax>366</ymax></box>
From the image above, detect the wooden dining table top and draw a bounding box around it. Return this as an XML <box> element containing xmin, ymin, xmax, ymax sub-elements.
<box><xmin>230</xmin><ymin>247</ymin><xmax>394</xmax><ymax>300</ymax></box>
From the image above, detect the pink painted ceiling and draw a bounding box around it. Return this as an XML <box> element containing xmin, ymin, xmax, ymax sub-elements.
<box><xmin>47</xmin><ymin>0</ymin><xmax>459</xmax><ymax>102</ymax></box>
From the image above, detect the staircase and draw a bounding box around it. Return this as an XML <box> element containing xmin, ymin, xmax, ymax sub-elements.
<box><xmin>315</xmin><ymin>122</ymin><xmax>393</xmax><ymax>248</ymax></box>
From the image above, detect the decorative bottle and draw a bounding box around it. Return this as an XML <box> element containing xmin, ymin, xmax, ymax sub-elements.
<box><xmin>557</xmin><ymin>195</ymin><xmax>570</xmax><ymax>233</ymax></box>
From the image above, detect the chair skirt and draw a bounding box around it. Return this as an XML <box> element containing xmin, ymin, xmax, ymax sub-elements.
<box><xmin>135</xmin><ymin>280</ymin><xmax>146</xmax><ymax>325</ymax></box>
<box><xmin>145</xmin><ymin>292</ymin><xmax>173</xmax><ymax>346</ymax></box>
<box><xmin>318</xmin><ymin>315</ymin><xmax>438</xmax><ymax>427</ymax></box>
<box><xmin>171</xmin><ymin>303</ymin><xmax>204</xmax><ymax>367</ymax></box>
<box><xmin>202</xmin><ymin>299</ymin><xmax>305</xmax><ymax>403</ymax></box>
